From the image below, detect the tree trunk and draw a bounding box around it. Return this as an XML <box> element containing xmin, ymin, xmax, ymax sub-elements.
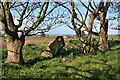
<box><xmin>1</xmin><ymin>2</ymin><xmax>25</xmax><ymax>64</ymax></box>
<box><xmin>83</xmin><ymin>13</ymin><xmax>95</xmax><ymax>55</ymax></box>
<box><xmin>5</xmin><ymin>35</ymin><xmax>24</xmax><ymax>64</ymax></box>
<box><xmin>98</xmin><ymin>12</ymin><xmax>109</xmax><ymax>51</ymax></box>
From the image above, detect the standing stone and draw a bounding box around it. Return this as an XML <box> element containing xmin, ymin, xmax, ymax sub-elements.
<box><xmin>40</xmin><ymin>36</ymin><xmax>65</xmax><ymax>57</ymax></box>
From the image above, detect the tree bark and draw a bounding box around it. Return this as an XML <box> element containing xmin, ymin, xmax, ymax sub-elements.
<box><xmin>98</xmin><ymin>12</ymin><xmax>109</xmax><ymax>51</ymax></box>
<box><xmin>1</xmin><ymin>2</ymin><xmax>53</xmax><ymax>64</ymax></box>
<box><xmin>1</xmin><ymin>2</ymin><xmax>25</xmax><ymax>64</ymax></box>
<box><xmin>5</xmin><ymin>35</ymin><xmax>25</xmax><ymax>64</ymax></box>
<box><xmin>83</xmin><ymin>13</ymin><xmax>95</xmax><ymax>55</ymax></box>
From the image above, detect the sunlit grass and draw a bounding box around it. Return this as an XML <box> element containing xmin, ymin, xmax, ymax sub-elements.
<box><xmin>2</xmin><ymin>40</ymin><xmax>120</xmax><ymax>79</ymax></box>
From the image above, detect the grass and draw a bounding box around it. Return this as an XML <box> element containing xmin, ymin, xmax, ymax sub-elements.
<box><xmin>25</xmin><ymin>35</ymin><xmax>57</xmax><ymax>39</ymax></box>
<box><xmin>2</xmin><ymin>39</ymin><xmax>120</xmax><ymax>79</ymax></box>
<box><xmin>108</xmin><ymin>36</ymin><xmax>119</xmax><ymax>41</ymax></box>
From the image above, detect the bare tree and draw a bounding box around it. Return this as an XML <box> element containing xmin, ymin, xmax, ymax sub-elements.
<box><xmin>0</xmin><ymin>1</ymin><xmax>61</xmax><ymax>64</ymax></box>
<box><xmin>109</xmin><ymin>2</ymin><xmax>119</xmax><ymax>30</ymax></box>
<box><xmin>55</xmin><ymin>1</ymin><xmax>98</xmax><ymax>54</ymax></box>
<box><xmin>81</xmin><ymin>0</ymin><xmax>119</xmax><ymax>51</ymax></box>
<box><xmin>80</xmin><ymin>0</ymin><xmax>111</xmax><ymax>51</ymax></box>
<box><xmin>55</xmin><ymin>0</ymin><xmax>113</xmax><ymax>54</ymax></box>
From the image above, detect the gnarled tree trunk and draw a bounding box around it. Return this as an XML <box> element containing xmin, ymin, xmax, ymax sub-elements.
<box><xmin>98</xmin><ymin>12</ymin><xmax>109</xmax><ymax>51</ymax></box>
<box><xmin>83</xmin><ymin>13</ymin><xmax>96</xmax><ymax>55</ymax></box>
<box><xmin>4</xmin><ymin>35</ymin><xmax>25</xmax><ymax>64</ymax></box>
<box><xmin>1</xmin><ymin>2</ymin><xmax>52</xmax><ymax>64</ymax></box>
<box><xmin>1</xmin><ymin>2</ymin><xmax>25</xmax><ymax>64</ymax></box>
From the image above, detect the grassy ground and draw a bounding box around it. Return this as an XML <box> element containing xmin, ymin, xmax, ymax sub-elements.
<box><xmin>1</xmin><ymin>39</ymin><xmax>120</xmax><ymax>79</ymax></box>
<box><xmin>25</xmin><ymin>35</ymin><xmax>57</xmax><ymax>39</ymax></box>
<box><xmin>108</xmin><ymin>36</ymin><xmax>119</xmax><ymax>41</ymax></box>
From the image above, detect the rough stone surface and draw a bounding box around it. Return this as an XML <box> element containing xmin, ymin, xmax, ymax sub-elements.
<box><xmin>40</xmin><ymin>36</ymin><xmax>65</xmax><ymax>57</ymax></box>
<box><xmin>49</xmin><ymin>36</ymin><xmax>65</xmax><ymax>55</ymax></box>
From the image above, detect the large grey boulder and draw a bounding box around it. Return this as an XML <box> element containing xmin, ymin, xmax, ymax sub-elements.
<box><xmin>41</xmin><ymin>36</ymin><xmax>65</xmax><ymax>57</ymax></box>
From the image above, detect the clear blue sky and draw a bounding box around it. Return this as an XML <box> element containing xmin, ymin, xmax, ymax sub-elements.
<box><xmin>46</xmin><ymin>2</ymin><xmax>119</xmax><ymax>35</ymax></box>
<box><xmin>0</xmin><ymin>2</ymin><xmax>119</xmax><ymax>35</ymax></box>
<box><xmin>45</xmin><ymin>24</ymin><xmax>119</xmax><ymax>35</ymax></box>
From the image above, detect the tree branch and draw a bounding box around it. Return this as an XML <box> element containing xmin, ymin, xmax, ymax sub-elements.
<box><xmin>93</xmin><ymin>1</ymin><xmax>97</xmax><ymax>9</ymax></box>
<box><xmin>89</xmin><ymin>1</ymin><xmax>95</xmax><ymax>11</ymax></box>
<box><xmin>40</xmin><ymin>2</ymin><xmax>49</xmax><ymax>22</ymax></box>
<box><xmin>38</xmin><ymin>2</ymin><xmax>46</xmax><ymax>19</ymax></box>
<box><xmin>45</xmin><ymin>4</ymin><xmax>58</xmax><ymax>17</ymax></box>
<box><xmin>104</xmin><ymin>0</ymin><xmax>110</xmax><ymax>14</ymax></box>
<box><xmin>90</xmin><ymin>31</ymin><xmax>99</xmax><ymax>36</ymax></box>
<box><xmin>16</xmin><ymin>2</ymin><xmax>29</xmax><ymax>28</ymax></box>
<box><xmin>25</xmin><ymin>2</ymin><xmax>49</xmax><ymax>36</ymax></box>
<box><xmin>74</xmin><ymin>5</ymin><xmax>83</xmax><ymax>21</ymax></box>
<box><xmin>9</xmin><ymin>2</ymin><xmax>16</xmax><ymax>9</ymax></box>
<box><xmin>79</xmin><ymin>0</ymin><xmax>93</xmax><ymax>13</ymax></box>
<box><xmin>55</xmin><ymin>2</ymin><xmax>72</xmax><ymax>14</ymax></box>
<box><xmin>95</xmin><ymin>2</ymin><xmax>104</xmax><ymax>13</ymax></box>
<box><xmin>84</xmin><ymin>2</ymin><xmax>90</xmax><ymax>22</ymax></box>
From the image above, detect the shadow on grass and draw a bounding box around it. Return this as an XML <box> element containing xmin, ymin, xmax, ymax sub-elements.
<box><xmin>55</xmin><ymin>47</ymin><xmax>82</xmax><ymax>58</ymax></box>
<box><xmin>48</xmin><ymin>40</ymin><xmax>120</xmax><ymax>58</ymax></box>
<box><xmin>27</xmin><ymin>44</ymin><xmax>41</xmax><ymax>50</ymax></box>
<box><xmin>25</xmin><ymin>56</ymin><xmax>51</xmax><ymax>68</ymax></box>
<box><xmin>65</xmin><ymin>65</ymin><xmax>103</xmax><ymax>79</ymax></box>
<box><xmin>22</xmin><ymin>40</ymin><xmax>120</xmax><ymax>68</ymax></box>
<box><xmin>92</xmin><ymin>40</ymin><xmax>120</xmax><ymax>54</ymax></box>
<box><xmin>23</xmin><ymin>43</ymin><xmax>50</xmax><ymax>67</ymax></box>
<box><xmin>108</xmin><ymin>40</ymin><xmax>120</xmax><ymax>48</ymax></box>
<box><xmin>65</xmin><ymin>64</ymin><xmax>116</xmax><ymax>79</ymax></box>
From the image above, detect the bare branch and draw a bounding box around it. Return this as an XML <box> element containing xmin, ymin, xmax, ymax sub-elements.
<box><xmin>93</xmin><ymin>1</ymin><xmax>97</xmax><ymax>9</ymax></box>
<box><xmin>111</xmin><ymin>27</ymin><xmax>120</xmax><ymax>30</ymax></box>
<box><xmin>79</xmin><ymin>0</ymin><xmax>93</xmax><ymax>13</ymax></box>
<box><xmin>93</xmin><ymin>25</ymin><xmax>98</xmax><ymax>32</ymax></box>
<box><xmin>71</xmin><ymin>1</ymin><xmax>87</xmax><ymax>44</ymax></box>
<box><xmin>90</xmin><ymin>31</ymin><xmax>99</xmax><ymax>36</ymax></box>
<box><xmin>12</xmin><ymin>8</ymin><xmax>21</xmax><ymax>15</ymax></box>
<box><xmin>75</xmin><ymin>17</ymin><xmax>89</xmax><ymax>31</ymax></box>
<box><xmin>25</xmin><ymin>2</ymin><xmax>49</xmax><ymax>36</ymax></box>
<box><xmin>10</xmin><ymin>2</ymin><xmax>27</xmax><ymax>9</ymax></box>
<box><xmin>40</xmin><ymin>2</ymin><xmax>49</xmax><ymax>21</ymax></box>
<box><xmin>9</xmin><ymin>2</ymin><xmax>16</xmax><ymax>9</ymax></box>
<box><xmin>45</xmin><ymin>4</ymin><xmax>58</xmax><ymax>17</ymax></box>
<box><xmin>38</xmin><ymin>2</ymin><xmax>46</xmax><ymax>19</ymax></box>
<box><xmin>55</xmin><ymin>2</ymin><xmax>72</xmax><ymax>14</ymax></box>
<box><xmin>84</xmin><ymin>2</ymin><xmax>90</xmax><ymax>22</ymax></box>
<box><xmin>18</xmin><ymin>2</ymin><xmax>25</xmax><ymax>8</ymax></box>
<box><xmin>89</xmin><ymin>1</ymin><xmax>95</xmax><ymax>11</ymax></box>
<box><xmin>71</xmin><ymin>2</ymin><xmax>78</xmax><ymax>34</ymax></box>
<box><xmin>74</xmin><ymin>5</ymin><xmax>83</xmax><ymax>21</ymax></box>
<box><xmin>16</xmin><ymin>2</ymin><xmax>29</xmax><ymax>28</ymax></box>
<box><xmin>104</xmin><ymin>0</ymin><xmax>111</xmax><ymax>14</ymax></box>
<box><xmin>95</xmin><ymin>2</ymin><xmax>103</xmax><ymax>13</ymax></box>
<box><xmin>75</xmin><ymin>23</ymin><xmax>83</xmax><ymax>29</ymax></box>
<box><xmin>59</xmin><ymin>20</ymin><xmax>74</xmax><ymax>30</ymax></box>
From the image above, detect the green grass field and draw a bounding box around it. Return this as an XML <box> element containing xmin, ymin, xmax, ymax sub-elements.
<box><xmin>1</xmin><ymin>39</ymin><xmax>120</xmax><ymax>79</ymax></box>
<box><xmin>25</xmin><ymin>35</ymin><xmax>57</xmax><ymax>39</ymax></box>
